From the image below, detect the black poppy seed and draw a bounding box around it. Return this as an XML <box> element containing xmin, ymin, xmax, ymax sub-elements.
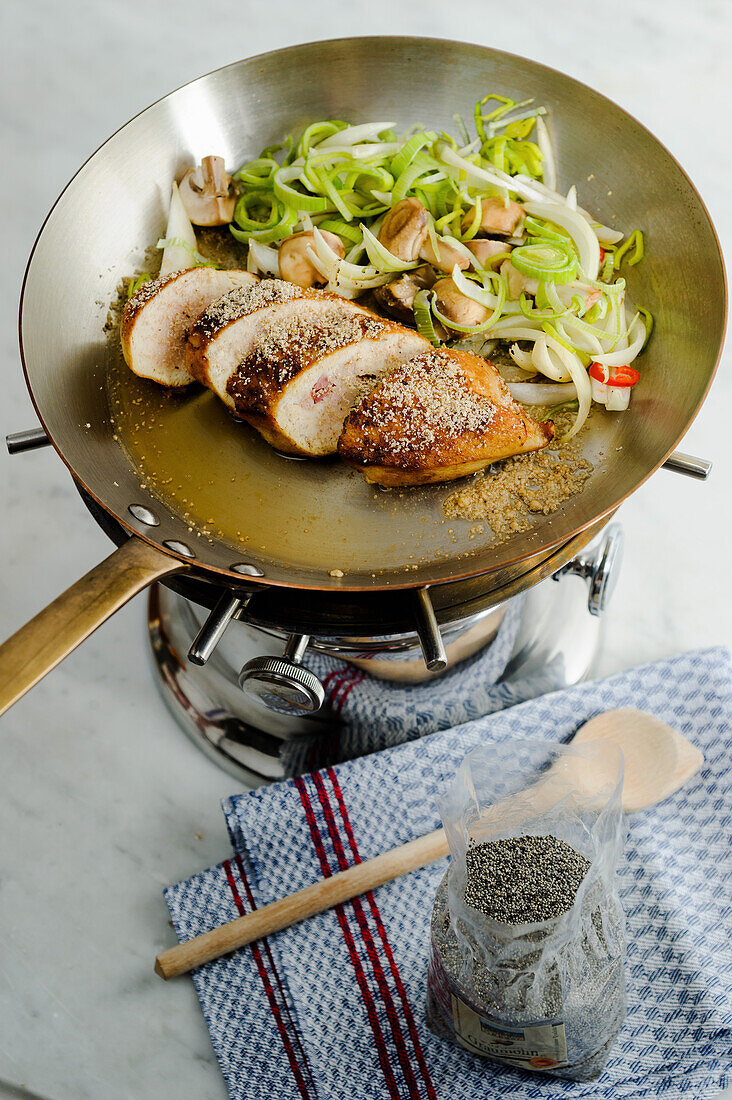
<box><xmin>464</xmin><ymin>835</ymin><xmax>591</xmax><ymax>925</ymax></box>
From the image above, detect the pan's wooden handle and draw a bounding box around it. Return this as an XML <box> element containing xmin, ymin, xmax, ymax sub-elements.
<box><xmin>0</xmin><ymin>538</ymin><xmax>187</xmax><ymax>718</ymax></box>
<box><xmin>155</xmin><ymin>827</ymin><xmax>449</xmax><ymax>979</ymax></box>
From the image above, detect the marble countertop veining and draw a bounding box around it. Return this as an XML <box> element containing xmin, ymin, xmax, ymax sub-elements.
<box><xmin>1</xmin><ymin>1</ymin><xmax>730</xmax><ymax>1097</ymax></box>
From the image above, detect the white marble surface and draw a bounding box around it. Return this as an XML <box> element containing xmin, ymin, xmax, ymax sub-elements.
<box><xmin>1</xmin><ymin>1</ymin><xmax>730</xmax><ymax>1097</ymax></box>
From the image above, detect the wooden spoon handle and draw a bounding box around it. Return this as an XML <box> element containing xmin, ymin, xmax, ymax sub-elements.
<box><xmin>155</xmin><ymin>828</ymin><xmax>449</xmax><ymax>979</ymax></box>
<box><xmin>0</xmin><ymin>537</ymin><xmax>186</xmax><ymax>718</ymax></box>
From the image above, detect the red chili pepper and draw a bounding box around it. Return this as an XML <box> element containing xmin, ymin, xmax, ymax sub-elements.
<box><xmin>589</xmin><ymin>362</ymin><xmax>640</xmax><ymax>387</ymax></box>
<box><xmin>599</xmin><ymin>248</ymin><xmax>606</xmax><ymax>263</ymax></box>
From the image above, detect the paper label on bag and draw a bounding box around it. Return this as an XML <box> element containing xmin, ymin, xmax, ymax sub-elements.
<box><xmin>451</xmin><ymin>994</ymin><xmax>568</xmax><ymax>1069</ymax></box>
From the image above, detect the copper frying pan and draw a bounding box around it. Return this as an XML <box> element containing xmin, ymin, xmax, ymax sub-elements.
<box><xmin>0</xmin><ymin>37</ymin><xmax>725</xmax><ymax>715</ymax></box>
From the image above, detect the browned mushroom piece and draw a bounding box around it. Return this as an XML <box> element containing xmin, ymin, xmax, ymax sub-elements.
<box><xmin>278</xmin><ymin>230</ymin><xmax>346</xmax><ymax>288</ymax></box>
<box><xmin>373</xmin><ymin>265</ymin><xmax>437</xmax><ymax>324</ymax></box>
<box><xmin>461</xmin><ymin>197</ymin><xmax>524</xmax><ymax>237</ymax></box>
<box><xmin>433</xmin><ymin>277</ymin><xmax>490</xmax><ymax>333</ymax></box>
<box><xmin>179</xmin><ymin>156</ymin><xmax>238</xmax><ymax>226</ymax></box>
<box><xmin>501</xmin><ymin>258</ymin><xmax>539</xmax><ymax>299</ymax></box>
<box><xmin>419</xmin><ymin>236</ymin><xmax>470</xmax><ymax>275</ymax></box>
<box><xmin>377</xmin><ymin>198</ymin><xmax>429</xmax><ymax>262</ymax></box>
<box><xmin>465</xmin><ymin>239</ymin><xmax>512</xmax><ymax>268</ymax></box>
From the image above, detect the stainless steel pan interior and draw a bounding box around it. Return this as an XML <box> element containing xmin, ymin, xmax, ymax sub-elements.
<box><xmin>19</xmin><ymin>37</ymin><xmax>726</xmax><ymax>593</ymax></box>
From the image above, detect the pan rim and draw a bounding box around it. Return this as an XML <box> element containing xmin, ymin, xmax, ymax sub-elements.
<box><xmin>17</xmin><ymin>35</ymin><xmax>728</xmax><ymax>593</ymax></box>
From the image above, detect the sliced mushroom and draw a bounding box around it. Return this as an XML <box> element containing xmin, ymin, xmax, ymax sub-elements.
<box><xmin>378</xmin><ymin>198</ymin><xmax>429</xmax><ymax>262</ymax></box>
<box><xmin>462</xmin><ymin>197</ymin><xmax>524</xmax><ymax>238</ymax></box>
<box><xmin>373</xmin><ymin>265</ymin><xmax>437</xmax><ymax>324</ymax></box>
<box><xmin>433</xmin><ymin>277</ymin><xmax>490</xmax><ymax>332</ymax></box>
<box><xmin>465</xmin><ymin>239</ymin><xmax>511</xmax><ymax>268</ymax></box>
<box><xmin>419</xmin><ymin>236</ymin><xmax>470</xmax><ymax>275</ymax></box>
<box><xmin>278</xmin><ymin>230</ymin><xmax>345</xmax><ymax>288</ymax></box>
<box><xmin>179</xmin><ymin>156</ymin><xmax>238</xmax><ymax>226</ymax></box>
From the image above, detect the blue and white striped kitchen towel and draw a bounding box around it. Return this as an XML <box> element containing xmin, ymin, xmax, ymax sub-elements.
<box><xmin>164</xmin><ymin>647</ymin><xmax>732</xmax><ymax>1099</ymax></box>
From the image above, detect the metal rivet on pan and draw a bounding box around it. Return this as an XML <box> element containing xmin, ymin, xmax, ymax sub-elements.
<box><xmin>231</xmin><ymin>562</ymin><xmax>264</xmax><ymax>576</ymax></box>
<box><xmin>163</xmin><ymin>540</ymin><xmax>196</xmax><ymax>558</ymax></box>
<box><xmin>128</xmin><ymin>504</ymin><xmax>160</xmax><ymax>526</ymax></box>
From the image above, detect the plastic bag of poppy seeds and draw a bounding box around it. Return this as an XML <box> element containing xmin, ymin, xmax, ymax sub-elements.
<box><xmin>426</xmin><ymin>739</ymin><xmax>627</xmax><ymax>1082</ymax></box>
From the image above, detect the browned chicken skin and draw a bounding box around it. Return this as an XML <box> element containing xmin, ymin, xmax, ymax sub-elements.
<box><xmin>338</xmin><ymin>348</ymin><xmax>554</xmax><ymax>486</ymax></box>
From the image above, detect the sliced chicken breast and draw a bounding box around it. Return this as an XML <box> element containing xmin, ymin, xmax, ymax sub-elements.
<box><xmin>186</xmin><ymin>279</ymin><xmax>430</xmax><ymax>456</ymax></box>
<box><xmin>338</xmin><ymin>348</ymin><xmax>555</xmax><ymax>486</ymax></box>
<box><xmin>121</xmin><ymin>267</ymin><xmax>257</xmax><ymax>387</ymax></box>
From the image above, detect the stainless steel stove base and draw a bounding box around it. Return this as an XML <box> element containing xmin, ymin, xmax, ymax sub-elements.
<box><xmin>147</xmin><ymin>552</ymin><xmax>613</xmax><ymax>787</ymax></box>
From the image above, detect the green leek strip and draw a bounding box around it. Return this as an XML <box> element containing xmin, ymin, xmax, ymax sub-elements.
<box><xmin>539</xmin><ymin>400</ymin><xmax>578</xmax><ymax>422</ymax></box>
<box><xmin>311</xmin><ymin>167</ymin><xmax>354</xmax><ymax>221</ymax></box>
<box><xmin>637</xmin><ymin>306</ymin><xmax>654</xmax><ymax>350</ymax></box>
<box><xmin>317</xmin><ymin>218</ymin><xmax>363</xmax><ymax>245</ymax></box>
<box><xmin>231</xmin><ymin>222</ymin><xmax>296</xmax><ymax>245</ymax></box>
<box><xmin>391</xmin><ymin>153</ymin><xmax>435</xmax><ymax>204</ymax></box>
<box><xmin>316</xmin><ymin>121</ymin><xmax>396</xmax><ymax>148</ymax></box>
<box><xmin>361</xmin><ymin>224</ymin><xmax>419</xmax><ymax>272</ymax></box>
<box><xmin>504</xmin><ymin>117</ymin><xmax>537</xmax><ymax>140</ymax></box>
<box><xmin>613</xmin><ymin>229</ymin><xmax>645</xmax><ymax>269</ymax></box>
<box><xmin>297</xmin><ymin>121</ymin><xmax>345</xmax><ymax>156</ymax></box>
<box><xmin>599</xmin><ymin>248</ymin><xmax>615</xmax><ymax>281</ymax></box>
<box><xmin>435</xmin><ymin>206</ymin><xmax>463</xmax><ymax>235</ymax></box>
<box><xmin>451</xmin><ymin>266</ymin><xmax>505</xmax><ymax>311</ymax></box>
<box><xmin>347</xmin><ymin>164</ymin><xmax>395</xmax><ymax>194</ymax></box>
<box><xmin>453</xmin><ymin>114</ymin><xmax>470</xmax><ymax>146</ymax></box>
<box><xmin>413</xmin><ymin>290</ymin><xmax>442</xmax><ymax>346</ymax></box>
<box><xmin>511</xmin><ymin>241</ymin><xmax>577</xmax><ymax>284</ymax></box>
<box><xmin>487</xmin><ymin>135</ymin><xmax>507</xmax><ymax>172</ymax></box>
<box><xmin>234</xmin><ymin>158</ymin><xmax>280</xmax><ymax>187</ymax></box>
<box><xmin>155</xmin><ymin>237</ymin><xmax>217</xmax><ymax>267</ymax></box>
<box><xmin>523</xmin><ymin>216</ymin><xmax>569</xmax><ymax>243</ymax></box>
<box><xmin>390</xmin><ymin>133</ymin><xmax>434</xmax><ymax>178</ymax></box>
<box><xmin>474</xmin><ymin>94</ymin><xmax>516</xmax><ymax>145</ymax></box>
<box><xmin>583</xmin><ymin>275</ymin><xmax>626</xmax><ymax>297</ymax></box>
<box><xmin>460</xmin><ymin>196</ymin><xmax>482</xmax><ymax>242</ymax></box>
<box><xmin>127</xmin><ymin>273</ymin><xmax>151</xmax><ymax>298</ymax></box>
<box><xmin>426</xmin><ymin>214</ymin><xmax>441</xmax><ymax>259</ymax></box>
<box><xmin>234</xmin><ymin>191</ymin><xmax>282</xmax><ymax>232</ymax></box>
<box><xmin>274</xmin><ymin>167</ymin><xmax>331</xmax><ymax>213</ymax></box>
<box><xmin>486</xmin><ymin>100</ymin><xmax>538</xmax><ymax>136</ymax></box>
<box><xmin>518</xmin><ymin>292</ymin><xmax>567</xmax><ymax>322</ymax></box>
<box><xmin>540</xmin><ymin>281</ymin><xmax>573</xmax><ymax>316</ymax></box>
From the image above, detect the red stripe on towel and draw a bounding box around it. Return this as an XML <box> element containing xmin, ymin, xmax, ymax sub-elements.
<box><xmin>233</xmin><ymin>855</ymin><xmax>317</xmax><ymax>1096</ymax></box>
<box><xmin>327</xmin><ymin>768</ymin><xmax>438</xmax><ymax>1100</ymax></box>
<box><xmin>222</xmin><ymin>859</ymin><xmax>313</xmax><ymax>1099</ymax></box>
<box><xmin>324</xmin><ymin>668</ymin><xmax>351</xmax><ymax>707</ymax></box>
<box><xmin>294</xmin><ymin>777</ymin><xmax>402</xmax><ymax>1100</ymax></box>
<box><xmin>310</xmin><ymin>772</ymin><xmax>424</xmax><ymax>1099</ymax></box>
<box><xmin>332</xmin><ymin>669</ymin><xmax>366</xmax><ymax>716</ymax></box>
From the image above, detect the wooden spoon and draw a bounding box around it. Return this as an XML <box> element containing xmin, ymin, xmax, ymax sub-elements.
<box><xmin>154</xmin><ymin>708</ymin><xmax>703</xmax><ymax>979</ymax></box>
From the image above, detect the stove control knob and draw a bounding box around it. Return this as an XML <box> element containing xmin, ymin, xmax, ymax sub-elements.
<box><xmin>554</xmin><ymin>523</ymin><xmax>624</xmax><ymax>617</ymax></box>
<box><xmin>238</xmin><ymin>634</ymin><xmax>325</xmax><ymax>716</ymax></box>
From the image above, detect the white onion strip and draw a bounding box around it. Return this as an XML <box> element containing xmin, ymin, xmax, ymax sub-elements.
<box><xmin>248</xmin><ymin>241</ymin><xmax>280</xmax><ymax>276</ymax></box>
<box><xmin>508</xmin><ymin>381</ymin><xmax>578</xmax><ymax>404</ymax></box>
<box><xmin>508</xmin><ymin>344</ymin><xmax>535</xmax><ymax>371</ymax></box>
<box><xmin>532</xmin><ymin>336</ymin><xmax>572</xmax><ymax>382</ymax></box>
<box><xmin>591</xmin><ymin>315</ymin><xmax>646</xmax><ymax>367</ymax></box>
<box><xmin>535</xmin><ymin>117</ymin><xmax>556</xmax><ymax>192</ymax></box>
<box><xmin>317</xmin><ymin>122</ymin><xmax>396</xmax><ymax>148</ymax></box>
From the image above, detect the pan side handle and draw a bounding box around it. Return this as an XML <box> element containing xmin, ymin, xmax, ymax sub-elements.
<box><xmin>0</xmin><ymin>538</ymin><xmax>187</xmax><ymax>719</ymax></box>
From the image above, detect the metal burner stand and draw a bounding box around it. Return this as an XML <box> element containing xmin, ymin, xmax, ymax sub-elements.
<box><xmin>147</xmin><ymin>525</ymin><xmax>624</xmax><ymax>787</ymax></box>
